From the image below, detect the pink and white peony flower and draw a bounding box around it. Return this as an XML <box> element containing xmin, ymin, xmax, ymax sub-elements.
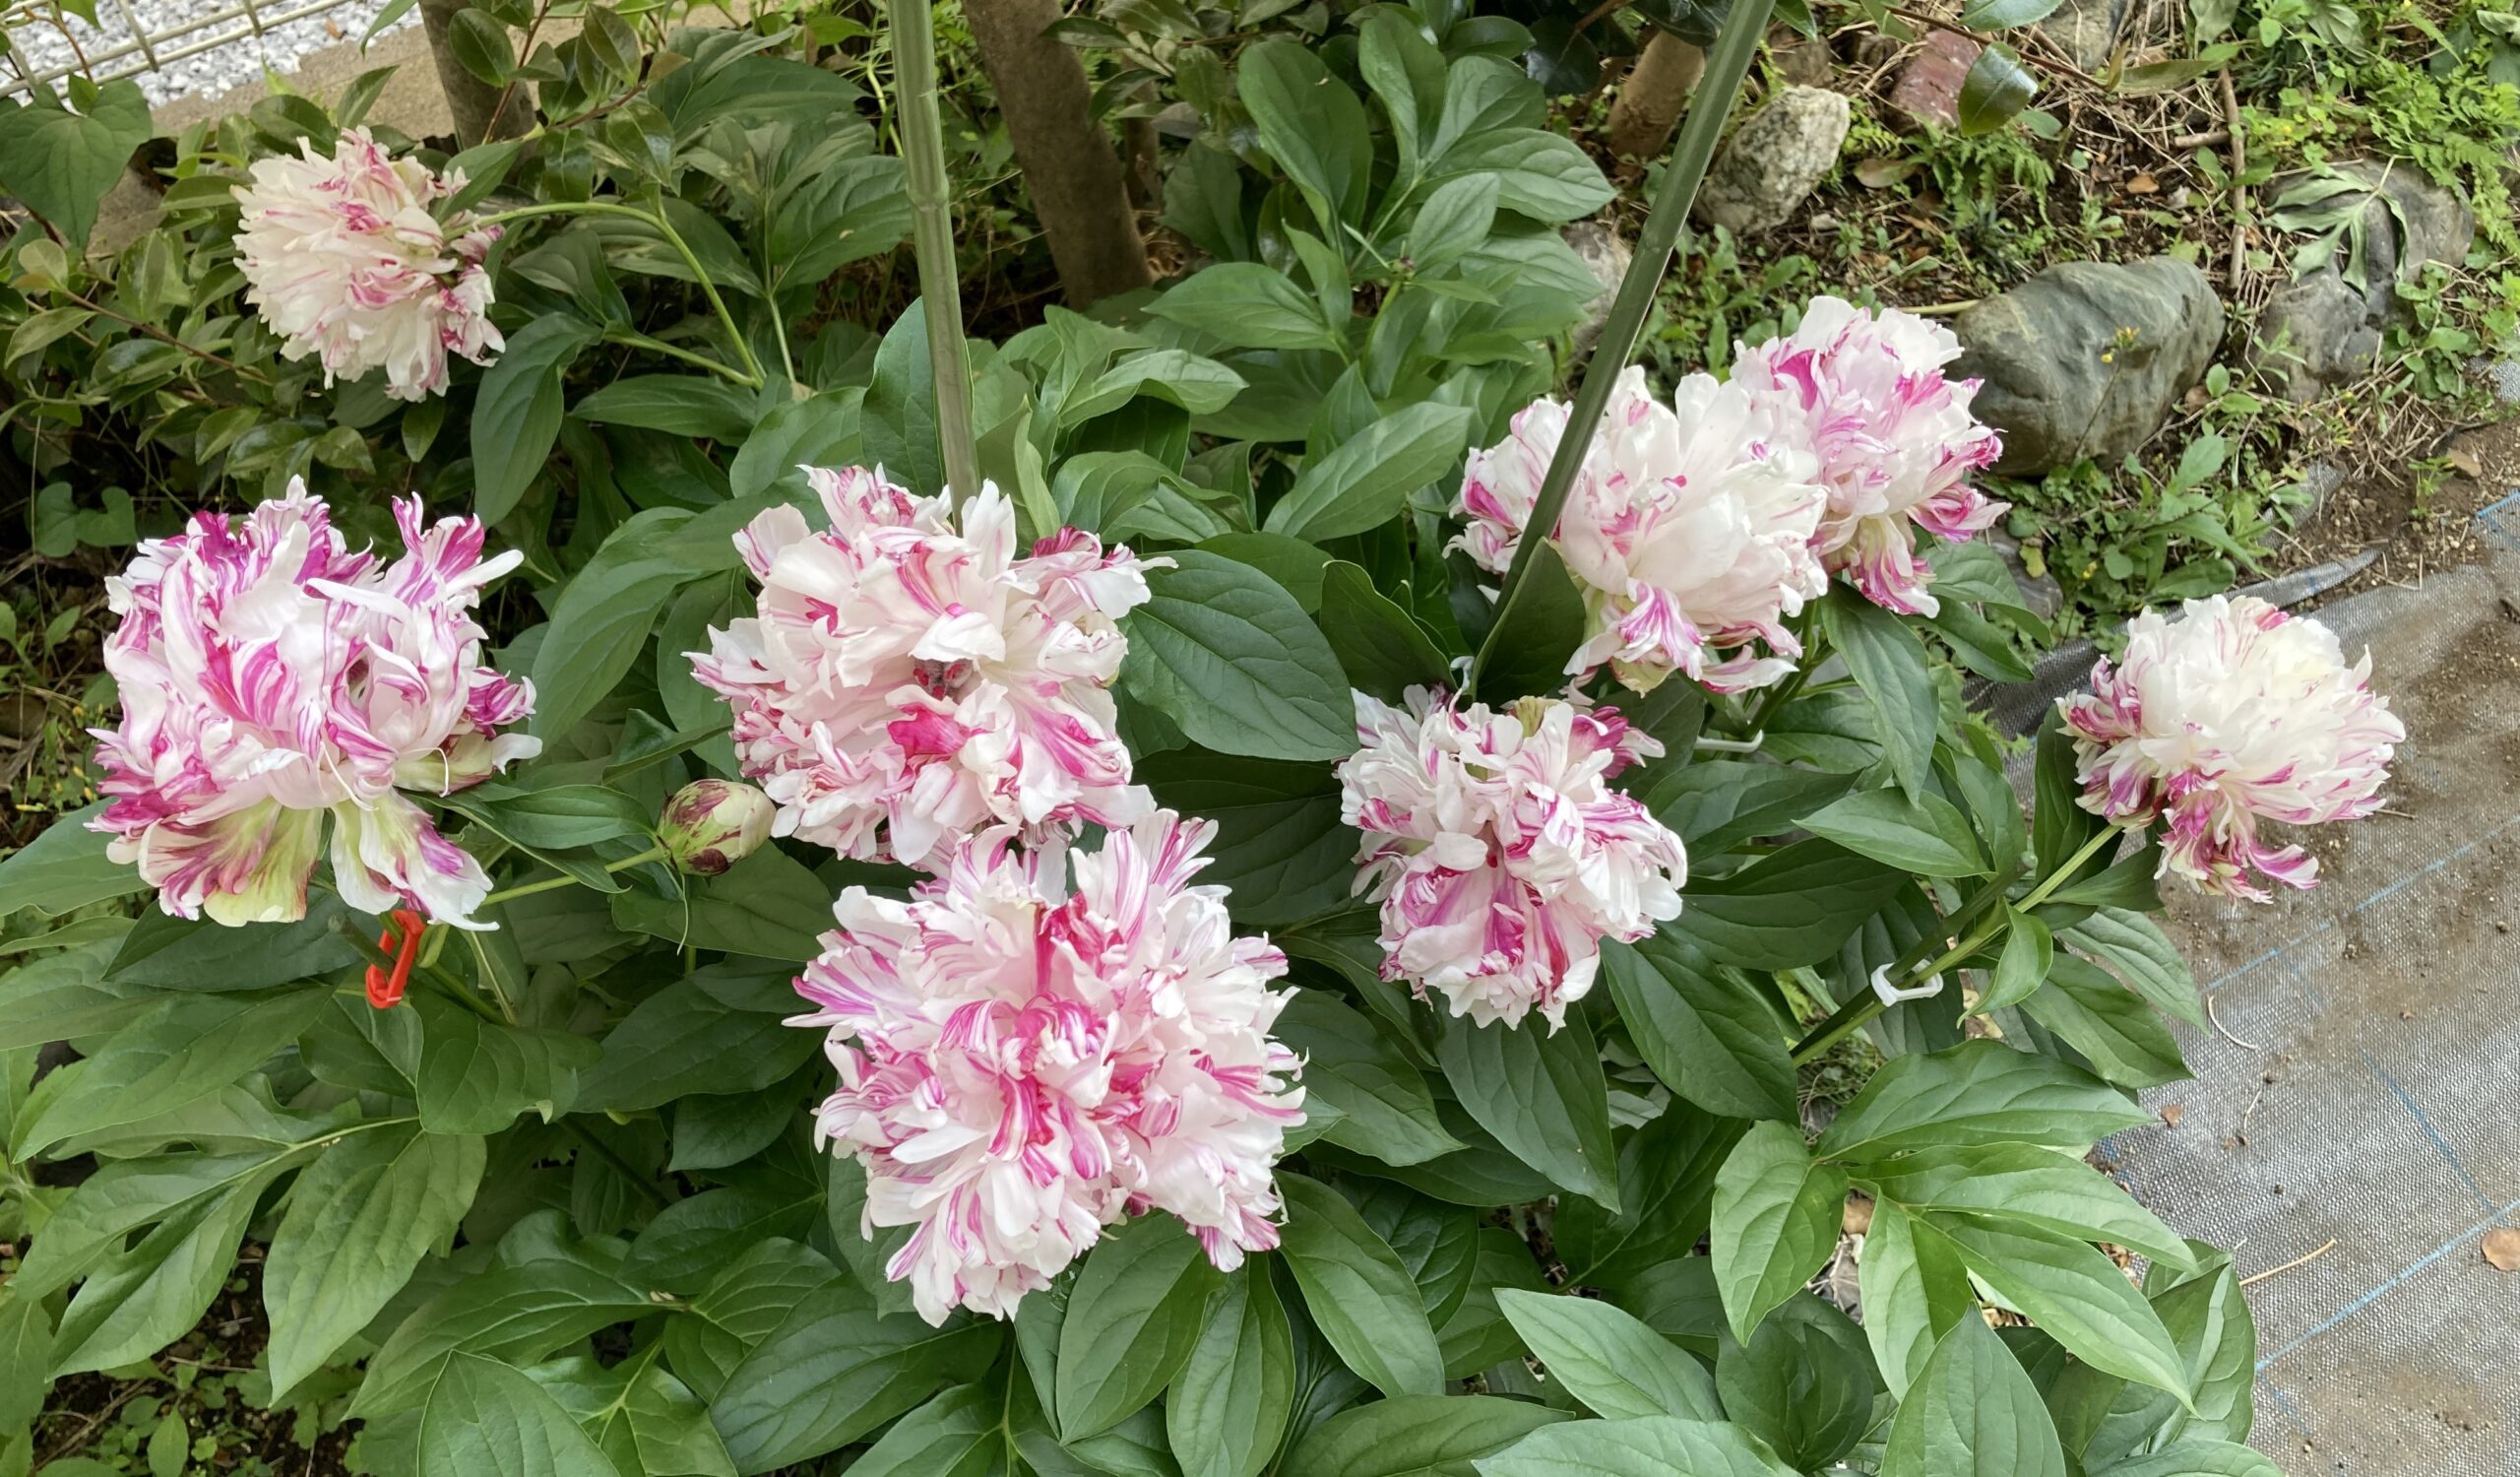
<box><xmin>1338</xmin><ymin>688</ymin><xmax>1686</xmax><ymax>1029</ymax></box>
<box><xmin>793</xmin><ymin>812</ymin><xmax>1304</xmax><ymax>1324</ymax></box>
<box><xmin>1456</xmin><ymin>366</ymin><xmax>1828</xmax><ymax>693</ymax></box>
<box><xmin>235</xmin><ymin>127</ymin><xmax>503</xmax><ymax>401</ymax></box>
<box><xmin>90</xmin><ymin>482</ymin><xmax>538</xmax><ymax>928</ymax></box>
<box><xmin>2059</xmin><ymin>595</ymin><xmax>2403</xmax><ymax>900</ymax></box>
<box><xmin>1732</xmin><ymin>296</ymin><xmax>2004</xmax><ymax>616</ymax></box>
<box><xmin>691</xmin><ymin>466</ymin><xmax>1161</xmax><ymax>870</ymax></box>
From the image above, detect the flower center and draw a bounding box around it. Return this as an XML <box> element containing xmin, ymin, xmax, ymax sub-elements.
<box><xmin>911</xmin><ymin>657</ymin><xmax>976</xmax><ymax>700</ymax></box>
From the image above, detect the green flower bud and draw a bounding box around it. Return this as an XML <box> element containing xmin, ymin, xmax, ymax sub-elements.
<box><xmin>660</xmin><ymin>780</ymin><xmax>774</xmax><ymax>875</ymax></box>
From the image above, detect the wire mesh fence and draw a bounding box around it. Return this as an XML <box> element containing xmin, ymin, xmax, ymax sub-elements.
<box><xmin>1</xmin><ymin>0</ymin><xmax>414</xmax><ymax>105</ymax></box>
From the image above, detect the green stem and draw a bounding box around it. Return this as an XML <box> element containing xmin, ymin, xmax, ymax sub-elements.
<box><xmin>608</xmin><ymin>328</ymin><xmax>755</xmax><ymax>386</ymax></box>
<box><xmin>480</xmin><ymin>844</ymin><xmax>671</xmax><ymax>908</ymax></box>
<box><xmin>561</xmin><ymin>1118</ymin><xmax>673</xmax><ymax>1210</ymax></box>
<box><xmin>1468</xmin><ymin>0</ymin><xmax>1772</xmax><ymax>696</ymax></box>
<box><xmin>478</xmin><ymin>201</ymin><xmax>764</xmax><ymax>386</ymax></box>
<box><xmin>1732</xmin><ymin>607</ymin><xmax>1825</xmax><ymax>738</ymax></box>
<box><xmin>889</xmin><ymin>0</ymin><xmax>981</xmax><ymax>506</ymax></box>
<box><xmin>1789</xmin><ymin>825</ymin><xmax>2128</xmax><ymax>1065</ymax></box>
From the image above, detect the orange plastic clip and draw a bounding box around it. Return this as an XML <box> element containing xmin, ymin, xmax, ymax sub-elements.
<box><xmin>364</xmin><ymin>908</ymin><xmax>427</xmax><ymax>1009</ymax></box>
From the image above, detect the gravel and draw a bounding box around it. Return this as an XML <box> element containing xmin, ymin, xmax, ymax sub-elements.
<box><xmin>2</xmin><ymin>0</ymin><xmax>420</xmax><ymax>108</ymax></box>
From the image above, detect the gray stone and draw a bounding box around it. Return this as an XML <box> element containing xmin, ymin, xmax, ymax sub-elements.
<box><xmin>1985</xmin><ymin>530</ymin><xmax>2064</xmax><ymax>623</ymax></box>
<box><xmin>2035</xmin><ymin>0</ymin><xmax>2129</xmax><ymax>71</ymax></box>
<box><xmin>1951</xmin><ymin>256</ymin><xmax>2223</xmax><ymax>476</ymax></box>
<box><xmin>1695</xmin><ymin>86</ymin><xmax>1850</xmax><ymax>236</ymax></box>
<box><xmin>2255</xmin><ymin>161</ymin><xmax>2476</xmax><ymax>401</ymax></box>
<box><xmin>1563</xmin><ymin>220</ymin><xmax>1632</xmax><ymax>361</ymax></box>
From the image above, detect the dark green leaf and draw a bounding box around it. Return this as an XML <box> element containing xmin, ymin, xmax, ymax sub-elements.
<box><xmin>475</xmin><ymin>316</ymin><xmax>601</xmax><ymax>523</ymax></box>
<box><xmin>1285</xmin><ymin>1394</ymin><xmax>1569</xmax><ymax>1476</ymax></box>
<box><xmin>607</xmin><ymin>845</ymin><xmax>838</xmax><ymax>963</ymax></box>
<box><xmin>1980</xmin><ymin>912</ymin><xmax>2054</xmax><ymax>1013</ymax></box>
<box><xmin>1056</xmin><ymin>1215</ymin><xmax>1225</xmax><ymax>1440</ymax></box>
<box><xmin>1709</xmin><ymin>1121</ymin><xmax>1847</xmax><ymax>1343</ymax></box>
<box><xmin>1927</xmin><ymin>1215</ymin><xmax>2192</xmax><ymax>1399</ymax></box>
<box><xmin>1715</xmin><ymin>1294</ymin><xmax>1877</xmax><ymax>1470</ymax></box>
<box><xmin>1555</xmin><ymin>1105</ymin><xmax>1744</xmax><ymax>1292</ymax></box>
<box><xmin>1166</xmin><ymin>1264</ymin><xmax>1294</xmax><ymax>1477</ymax></box>
<box><xmin>845</xmin><ymin>1382</ymin><xmax>994</xmax><ymax>1477</ymax></box>
<box><xmin>416</xmin><ymin>1352</ymin><xmax>618</xmax><ymax>1477</ymax></box>
<box><xmin>0</xmin><ymin>803</ymin><xmax>148</xmax><ymax>917</ymax></box>
<box><xmin>1472</xmin><ymin>542</ymin><xmax>1585</xmax><ymax>703</ymax></box>
<box><xmin>707</xmin><ymin>1283</ymin><xmax>1002</xmax><ymax>1471</ymax></box>
<box><xmin>1149</xmin><ymin>263</ymin><xmax>1341</xmax><ymax>352</ymax></box>
<box><xmin>354</xmin><ymin>1258</ymin><xmax>656</xmax><ymax>1417</ymax></box>
<box><xmin>529</xmin><ymin>507</ymin><xmax>695</xmax><ymax>742</ymax></box>
<box><xmin>1861</xmin><ymin>1145</ymin><xmax>2192</xmax><ymax>1268</ymax></box>
<box><xmin>1677</xmin><ymin>840</ymin><xmax>1908</xmax><ymax>972</ymax></box>
<box><xmin>1857</xmin><ymin>1201</ymin><xmax>1976</xmax><ymax>1399</ymax></box>
<box><xmin>572</xmin><ymin>376</ymin><xmax>756</xmax><ymax>440</ymax></box>
<box><xmin>1473</xmin><ymin>1416</ymin><xmax>1796</xmax><ymax>1476</ymax></box>
<box><xmin>15</xmin><ymin>991</ymin><xmax>325</xmax><ymax>1156</ymax></box>
<box><xmin>1821</xmin><ymin>593</ymin><xmax>1937</xmax><ymax>799</ymax></box>
<box><xmin>1494</xmin><ymin>1289</ymin><xmax>1719</xmax><ymax>1419</ymax></box>
<box><xmin>1600</xmin><ymin>932</ymin><xmax>1794</xmax><ymax>1122</ymax></box>
<box><xmin>1958</xmin><ymin>46</ymin><xmax>2039</xmax><ymax>135</ymax></box>
<box><xmin>1435</xmin><ymin>1010</ymin><xmax>1618</xmax><ymax>1210</ymax></box>
<box><xmin>1266</xmin><ymin>404</ymin><xmax>1473</xmax><ymax>542</ymax></box>
<box><xmin>2062</xmin><ymin>910</ymin><xmax>2203</xmax><ymax>1027</ymax></box>
<box><xmin>1277</xmin><ymin>1172</ymin><xmax>1444</xmax><ymax>1397</ymax></box>
<box><xmin>1320</xmin><ymin>560</ymin><xmax>1454</xmax><ymax>699</ymax></box>
<box><xmin>575</xmin><ymin>972</ymin><xmax>821</xmax><ymax>1113</ymax></box>
<box><xmin>1274</xmin><ymin>988</ymin><xmax>1462</xmax><ymax>1166</ymax></box>
<box><xmin>1816</xmin><ymin>1040</ymin><xmax>2151</xmax><ymax>1163</ymax></box>
<box><xmin>0</xmin><ymin>80</ymin><xmax>152</xmax><ymax>246</ymax></box>
<box><xmin>1138</xmin><ymin>752</ymin><xmax>1355</xmax><ymax>930</ymax></box>
<box><xmin>266</xmin><ymin>1122</ymin><xmax>484</xmax><ymax>1394</ymax></box>
<box><xmin>107</xmin><ymin>894</ymin><xmax>364</xmax><ymax>989</ymax></box>
<box><xmin>1119</xmin><ymin>550</ymin><xmax>1355</xmax><ymax>761</ymax></box>
<box><xmin>526</xmin><ymin>1355</ymin><xmax>738</xmax><ymax>1477</ymax></box>
<box><xmin>1797</xmin><ymin>789</ymin><xmax>1988</xmax><ymax>877</ymax></box>
<box><xmin>1879</xmin><ymin>1316</ymin><xmax>2068</xmax><ymax>1477</ymax></box>
<box><xmin>2020</xmin><ymin>956</ymin><xmax>2189</xmax><ymax>1089</ymax></box>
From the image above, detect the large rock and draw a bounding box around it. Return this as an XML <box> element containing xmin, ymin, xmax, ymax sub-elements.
<box><xmin>2036</xmin><ymin>0</ymin><xmax>2129</xmax><ymax>70</ymax></box>
<box><xmin>1885</xmin><ymin>31</ymin><xmax>1979</xmax><ymax>130</ymax></box>
<box><xmin>1952</xmin><ymin>256</ymin><xmax>2223</xmax><ymax>475</ymax></box>
<box><xmin>1695</xmin><ymin>86</ymin><xmax>1850</xmax><ymax>236</ymax></box>
<box><xmin>2254</xmin><ymin>161</ymin><xmax>2476</xmax><ymax>401</ymax></box>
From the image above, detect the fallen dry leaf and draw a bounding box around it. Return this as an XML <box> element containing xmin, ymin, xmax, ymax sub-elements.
<box><xmin>2447</xmin><ymin>446</ymin><xmax>2484</xmax><ymax>479</ymax></box>
<box><xmin>2127</xmin><ymin>171</ymin><xmax>2160</xmax><ymax>195</ymax></box>
<box><xmin>2485</xmin><ymin>1228</ymin><xmax>2520</xmax><ymax>1271</ymax></box>
<box><xmin>1855</xmin><ymin>158</ymin><xmax>1920</xmax><ymax>189</ymax></box>
<box><xmin>1844</xmin><ymin>1192</ymin><xmax>1875</xmax><ymax>1236</ymax></box>
<box><xmin>2159</xmin><ymin>1103</ymin><xmax>2185</xmax><ymax>1128</ymax></box>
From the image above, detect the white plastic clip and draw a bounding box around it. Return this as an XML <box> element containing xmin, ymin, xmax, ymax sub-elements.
<box><xmin>1693</xmin><ymin>730</ymin><xmax>1765</xmax><ymax>755</ymax></box>
<box><xmin>1869</xmin><ymin>962</ymin><xmax>1945</xmax><ymax>1006</ymax></box>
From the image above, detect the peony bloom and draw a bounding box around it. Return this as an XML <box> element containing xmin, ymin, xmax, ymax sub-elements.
<box><xmin>90</xmin><ymin>482</ymin><xmax>536</xmax><ymax>929</ymax></box>
<box><xmin>1456</xmin><ymin>366</ymin><xmax>1827</xmax><ymax>693</ymax></box>
<box><xmin>235</xmin><ymin>127</ymin><xmax>503</xmax><ymax>401</ymax></box>
<box><xmin>2058</xmin><ymin>595</ymin><xmax>2403</xmax><ymax>900</ymax></box>
<box><xmin>1732</xmin><ymin>296</ymin><xmax>2004</xmax><ymax>616</ymax></box>
<box><xmin>691</xmin><ymin>466</ymin><xmax>1161</xmax><ymax>871</ymax></box>
<box><xmin>793</xmin><ymin>812</ymin><xmax>1304</xmax><ymax>1324</ymax></box>
<box><xmin>1338</xmin><ymin>688</ymin><xmax>1686</xmax><ymax>1029</ymax></box>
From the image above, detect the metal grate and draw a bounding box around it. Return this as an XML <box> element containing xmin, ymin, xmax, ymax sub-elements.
<box><xmin>0</xmin><ymin>0</ymin><xmax>390</xmax><ymax>101</ymax></box>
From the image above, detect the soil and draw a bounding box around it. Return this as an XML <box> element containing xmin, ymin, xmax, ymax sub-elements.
<box><xmin>2269</xmin><ymin>406</ymin><xmax>2520</xmax><ymax>609</ymax></box>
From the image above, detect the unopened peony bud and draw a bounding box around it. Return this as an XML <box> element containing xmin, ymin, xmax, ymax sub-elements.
<box><xmin>661</xmin><ymin>781</ymin><xmax>774</xmax><ymax>874</ymax></box>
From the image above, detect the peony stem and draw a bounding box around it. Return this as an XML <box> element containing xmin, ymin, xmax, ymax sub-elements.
<box><xmin>889</xmin><ymin>0</ymin><xmax>983</xmax><ymax>507</ymax></box>
<box><xmin>480</xmin><ymin>843</ymin><xmax>670</xmax><ymax>908</ymax></box>
<box><xmin>1468</xmin><ymin>0</ymin><xmax>1772</xmax><ymax>697</ymax></box>
<box><xmin>477</xmin><ymin>200</ymin><xmax>766</xmax><ymax>387</ymax></box>
<box><xmin>1789</xmin><ymin>823</ymin><xmax>2129</xmax><ymax>1064</ymax></box>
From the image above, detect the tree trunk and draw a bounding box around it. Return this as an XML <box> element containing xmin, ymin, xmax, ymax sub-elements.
<box><xmin>962</xmin><ymin>0</ymin><xmax>1154</xmax><ymax>306</ymax></box>
<box><xmin>1605</xmin><ymin>32</ymin><xmax>1707</xmax><ymax>161</ymax></box>
<box><xmin>418</xmin><ymin>0</ymin><xmax>525</xmax><ymax>146</ymax></box>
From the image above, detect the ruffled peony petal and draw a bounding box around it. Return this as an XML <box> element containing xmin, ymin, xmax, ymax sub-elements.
<box><xmin>1454</xmin><ymin>367</ymin><xmax>1828</xmax><ymax>694</ymax></box>
<box><xmin>1337</xmin><ymin>687</ymin><xmax>1687</xmax><ymax>1029</ymax></box>
<box><xmin>89</xmin><ymin>480</ymin><xmax>534</xmax><ymax>927</ymax></box>
<box><xmin>1732</xmin><ymin>297</ymin><xmax>2005</xmax><ymax>616</ymax></box>
<box><xmin>692</xmin><ymin>470</ymin><xmax>1162</xmax><ymax>870</ymax></box>
<box><xmin>234</xmin><ymin>128</ymin><xmax>502</xmax><ymax>400</ymax></box>
<box><xmin>792</xmin><ymin>812</ymin><xmax>1303</xmax><ymax>1324</ymax></box>
<box><xmin>2057</xmin><ymin>595</ymin><xmax>2403</xmax><ymax>899</ymax></box>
